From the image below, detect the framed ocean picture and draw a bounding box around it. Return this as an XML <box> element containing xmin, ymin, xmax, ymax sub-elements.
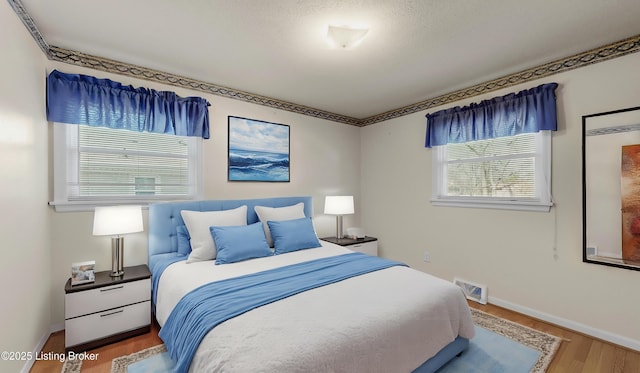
<box><xmin>228</xmin><ymin>116</ymin><xmax>290</xmax><ymax>182</ymax></box>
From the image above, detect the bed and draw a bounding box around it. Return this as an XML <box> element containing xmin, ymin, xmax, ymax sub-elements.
<box><xmin>149</xmin><ymin>196</ymin><xmax>475</xmax><ymax>373</ymax></box>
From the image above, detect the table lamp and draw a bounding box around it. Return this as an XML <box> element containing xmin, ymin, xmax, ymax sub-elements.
<box><xmin>324</xmin><ymin>196</ymin><xmax>354</xmax><ymax>239</ymax></box>
<box><xmin>93</xmin><ymin>205</ymin><xmax>143</xmax><ymax>277</ymax></box>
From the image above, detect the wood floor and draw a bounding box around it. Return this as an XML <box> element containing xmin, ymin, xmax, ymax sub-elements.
<box><xmin>469</xmin><ymin>303</ymin><xmax>640</xmax><ymax>373</ymax></box>
<box><xmin>30</xmin><ymin>302</ymin><xmax>640</xmax><ymax>373</ymax></box>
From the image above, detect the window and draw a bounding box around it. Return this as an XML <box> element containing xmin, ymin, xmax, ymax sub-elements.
<box><xmin>432</xmin><ymin>131</ymin><xmax>552</xmax><ymax>211</ymax></box>
<box><xmin>51</xmin><ymin>123</ymin><xmax>202</xmax><ymax>211</ymax></box>
<box><xmin>134</xmin><ymin>177</ymin><xmax>157</xmax><ymax>196</ymax></box>
<box><xmin>426</xmin><ymin>83</ymin><xmax>557</xmax><ymax>211</ymax></box>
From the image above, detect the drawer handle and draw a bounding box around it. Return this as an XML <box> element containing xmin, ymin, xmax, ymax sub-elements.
<box><xmin>100</xmin><ymin>309</ymin><xmax>124</xmax><ymax>317</ymax></box>
<box><xmin>100</xmin><ymin>285</ymin><xmax>124</xmax><ymax>292</ymax></box>
<box><xmin>352</xmin><ymin>244</ymin><xmax>362</xmax><ymax>248</ymax></box>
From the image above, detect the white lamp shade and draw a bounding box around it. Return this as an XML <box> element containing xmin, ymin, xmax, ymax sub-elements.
<box><xmin>93</xmin><ymin>205</ymin><xmax>144</xmax><ymax>236</ymax></box>
<box><xmin>326</xmin><ymin>25</ymin><xmax>369</xmax><ymax>49</ymax></box>
<box><xmin>324</xmin><ymin>196</ymin><xmax>355</xmax><ymax>215</ymax></box>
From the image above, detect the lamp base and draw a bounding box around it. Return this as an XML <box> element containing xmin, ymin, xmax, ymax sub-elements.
<box><xmin>110</xmin><ymin>236</ymin><xmax>125</xmax><ymax>277</ymax></box>
<box><xmin>335</xmin><ymin>215</ymin><xmax>345</xmax><ymax>239</ymax></box>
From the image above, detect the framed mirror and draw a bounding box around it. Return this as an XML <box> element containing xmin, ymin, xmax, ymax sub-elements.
<box><xmin>583</xmin><ymin>106</ymin><xmax>640</xmax><ymax>271</ymax></box>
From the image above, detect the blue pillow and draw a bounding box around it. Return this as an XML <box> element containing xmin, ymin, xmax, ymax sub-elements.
<box><xmin>268</xmin><ymin>217</ymin><xmax>321</xmax><ymax>254</ymax></box>
<box><xmin>176</xmin><ymin>225</ymin><xmax>191</xmax><ymax>256</ymax></box>
<box><xmin>210</xmin><ymin>222</ymin><xmax>272</xmax><ymax>264</ymax></box>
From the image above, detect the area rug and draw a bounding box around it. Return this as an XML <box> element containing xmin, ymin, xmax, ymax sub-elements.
<box><xmin>60</xmin><ymin>358</ymin><xmax>81</xmax><ymax>373</ymax></box>
<box><xmin>99</xmin><ymin>308</ymin><xmax>560</xmax><ymax>373</ymax></box>
<box><xmin>440</xmin><ymin>309</ymin><xmax>561</xmax><ymax>372</ymax></box>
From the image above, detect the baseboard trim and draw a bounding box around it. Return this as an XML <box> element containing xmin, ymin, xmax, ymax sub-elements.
<box><xmin>20</xmin><ymin>329</ymin><xmax>49</xmax><ymax>373</ymax></box>
<box><xmin>489</xmin><ymin>296</ymin><xmax>640</xmax><ymax>352</ymax></box>
<box><xmin>20</xmin><ymin>323</ymin><xmax>66</xmax><ymax>373</ymax></box>
<box><xmin>51</xmin><ymin>322</ymin><xmax>65</xmax><ymax>333</ymax></box>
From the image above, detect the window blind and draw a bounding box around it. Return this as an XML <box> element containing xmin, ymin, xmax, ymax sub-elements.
<box><xmin>58</xmin><ymin>124</ymin><xmax>199</xmax><ymax>202</ymax></box>
<box><xmin>445</xmin><ymin>133</ymin><xmax>536</xmax><ymax>198</ymax></box>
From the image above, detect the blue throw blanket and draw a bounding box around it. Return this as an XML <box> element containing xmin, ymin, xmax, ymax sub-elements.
<box><xmin>159</xmin><ymin>252</ymin><xmax>406</xmax><ymax>373</ymax></box>
<box><xmin>150</xmin><ymin>253</ymin><xmax>187</xmax><ymax>311</ymax></box>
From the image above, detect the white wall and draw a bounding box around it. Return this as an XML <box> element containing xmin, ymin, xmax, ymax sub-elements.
<box><xmin>360</xmin><ymin>52</ymin><xmax>640</xmax><ymax>349</ymax></box>
<box><xmin>4</xmin><ymin>1</ymin><xmax>640</xmax><ymax>360</ymax></box>
<box><xmin>0</xmin><ymin>2</ymin><xmax>51</xmax><ymax>372</ymax></box>
<box><xmin>46</xmin><ymin>62</ymin><xmax>362</xmax><ymax>325</ymax></box>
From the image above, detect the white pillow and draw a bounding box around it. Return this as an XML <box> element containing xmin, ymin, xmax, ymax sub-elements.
<box><xmin>181</xmin><ymin>205</ymin><xmax>247</xmax><ymax>263</ymax></box>
<box><xmin>255</xmin><ymin>203</ymin><xmax>306</xmax><ymax>247</ymax></box>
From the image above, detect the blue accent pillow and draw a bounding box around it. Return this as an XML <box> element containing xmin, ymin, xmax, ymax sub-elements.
<box><xmin>268</xmin><ymin>217</ymin><xmax>321</xmax><ymax>254</ymax></box>
<box><xmin>176</xmin><ymin>225</ymin><xmax>191</xmax><ymax>256</ymax></box>
<box><xmin>210</xmin><ymin>222</ymin><xmax>272</xmax><ymax>264</ymax></box>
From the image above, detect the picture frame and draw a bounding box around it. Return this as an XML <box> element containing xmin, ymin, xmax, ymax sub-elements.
<box><xmin>71</xmin><ymin>260</ymin><xmax>96</xmax><ymax>285</ymax></box>
<box><xmin>582</xmin><ymin>106</ymin><xmax>640</xmax><ymax>271</ymax></box>
<box><xmin>227</xmin><ymin>116</ymin><xmax>290</xmax><ymax>182</ymax></box>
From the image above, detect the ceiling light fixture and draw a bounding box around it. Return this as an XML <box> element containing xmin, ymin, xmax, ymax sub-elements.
<box><xmin>326</xmin><ymin>25</ymin><xmax>369</xmax><ymax>49</ymax></box>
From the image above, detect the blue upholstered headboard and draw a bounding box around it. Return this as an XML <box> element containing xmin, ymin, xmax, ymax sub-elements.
<box><xmin>148</xmin><ymin>196</ymin><xmax>313</xmax><ymax>266</ymax></box>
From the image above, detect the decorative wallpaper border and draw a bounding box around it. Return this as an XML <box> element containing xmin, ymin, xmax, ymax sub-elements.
<box><xmin>9</xmin><ymin>0</ymin><xmax>640</xmax><ymax>127</ymax></box>
<box><xmin>7</xmin><ymin>0</ymin><xmax>50</xmax><ymax>55</ymax></box>
<box><xmin>46</xmin><ymin>46</ymin><xmax>362</xmax><ymax>126</ymax></box>
<box><xmin>359</xmin><ymin>34</ymin><xmax>640</xmax><ymax>126</ymax></box>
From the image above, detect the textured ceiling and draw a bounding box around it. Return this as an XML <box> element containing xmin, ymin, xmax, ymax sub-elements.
<box><xmin>12</xmin><ymin>0</ymin><xmax>640</xmax><ymax>121</ymax></box>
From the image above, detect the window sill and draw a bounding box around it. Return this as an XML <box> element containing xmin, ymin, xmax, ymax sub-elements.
<box><xmin>48</xmin><ymin>198</ymin><xmax>194</xmax><ymax>212</ymax></box>
<box><xmin>430</xmin><ymin>198</ymin><xmax>552</xmax><ymax>212</ymax></box>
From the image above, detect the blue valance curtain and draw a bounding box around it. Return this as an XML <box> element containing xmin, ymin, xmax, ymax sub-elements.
<box><xmin>425</xmin><ymin>82</ymin><xmax>558</xmax><ymax>148</ymax></box>
<box><xmin>46</xmin><ymin>70</ymin><xmax>211</xmax><ymax>139</ymax></box>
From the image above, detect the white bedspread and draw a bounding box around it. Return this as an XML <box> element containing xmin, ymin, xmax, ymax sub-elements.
<box><xmin>156</xmin><ymin>242</ymin><xmax>475</xmax><ymax>373</ymax></box>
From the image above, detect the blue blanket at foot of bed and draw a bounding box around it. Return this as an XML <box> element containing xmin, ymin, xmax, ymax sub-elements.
<box><xmin>159</xmin><ymin>252</ymin><xmax>406</xmax><ymax>373</ymax></box>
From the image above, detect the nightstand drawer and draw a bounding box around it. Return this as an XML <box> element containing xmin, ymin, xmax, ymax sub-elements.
<box><xmin>349</xmin><ymin>241</ymin><xmax>378</xmax><ymax>256</ymax></box>
<box><xmin>65</xmin><ymin>278</ymin><xmax>150</xmax><ymax>319</ymax></box>
<box><xmin>65</xmin><ymin>300</ymin><xmax>150</xmax><ymax>348</ymax></box>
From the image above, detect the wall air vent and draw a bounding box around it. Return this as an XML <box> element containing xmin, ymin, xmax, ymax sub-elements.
<box><xmin>453</xmin><ymin>277</ymin><xmax>488</xmax><ymax>304</ymax></box>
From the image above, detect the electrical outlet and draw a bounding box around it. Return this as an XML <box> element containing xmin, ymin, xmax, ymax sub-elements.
<box><xmin>423</xmin><ymin>250</ymin><xmax>430</xmax><ymax>262</ymax></box>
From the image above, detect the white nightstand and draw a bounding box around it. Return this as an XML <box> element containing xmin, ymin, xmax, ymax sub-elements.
<box><xmin>321</xmin><ymin>236</ymin><xmax>378</xmax><ymax>256</ymax></box>
<box><xmin>64</xmin><ymin>264</ymin><xmax>151</xmax><ymax>352</ymax></box>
